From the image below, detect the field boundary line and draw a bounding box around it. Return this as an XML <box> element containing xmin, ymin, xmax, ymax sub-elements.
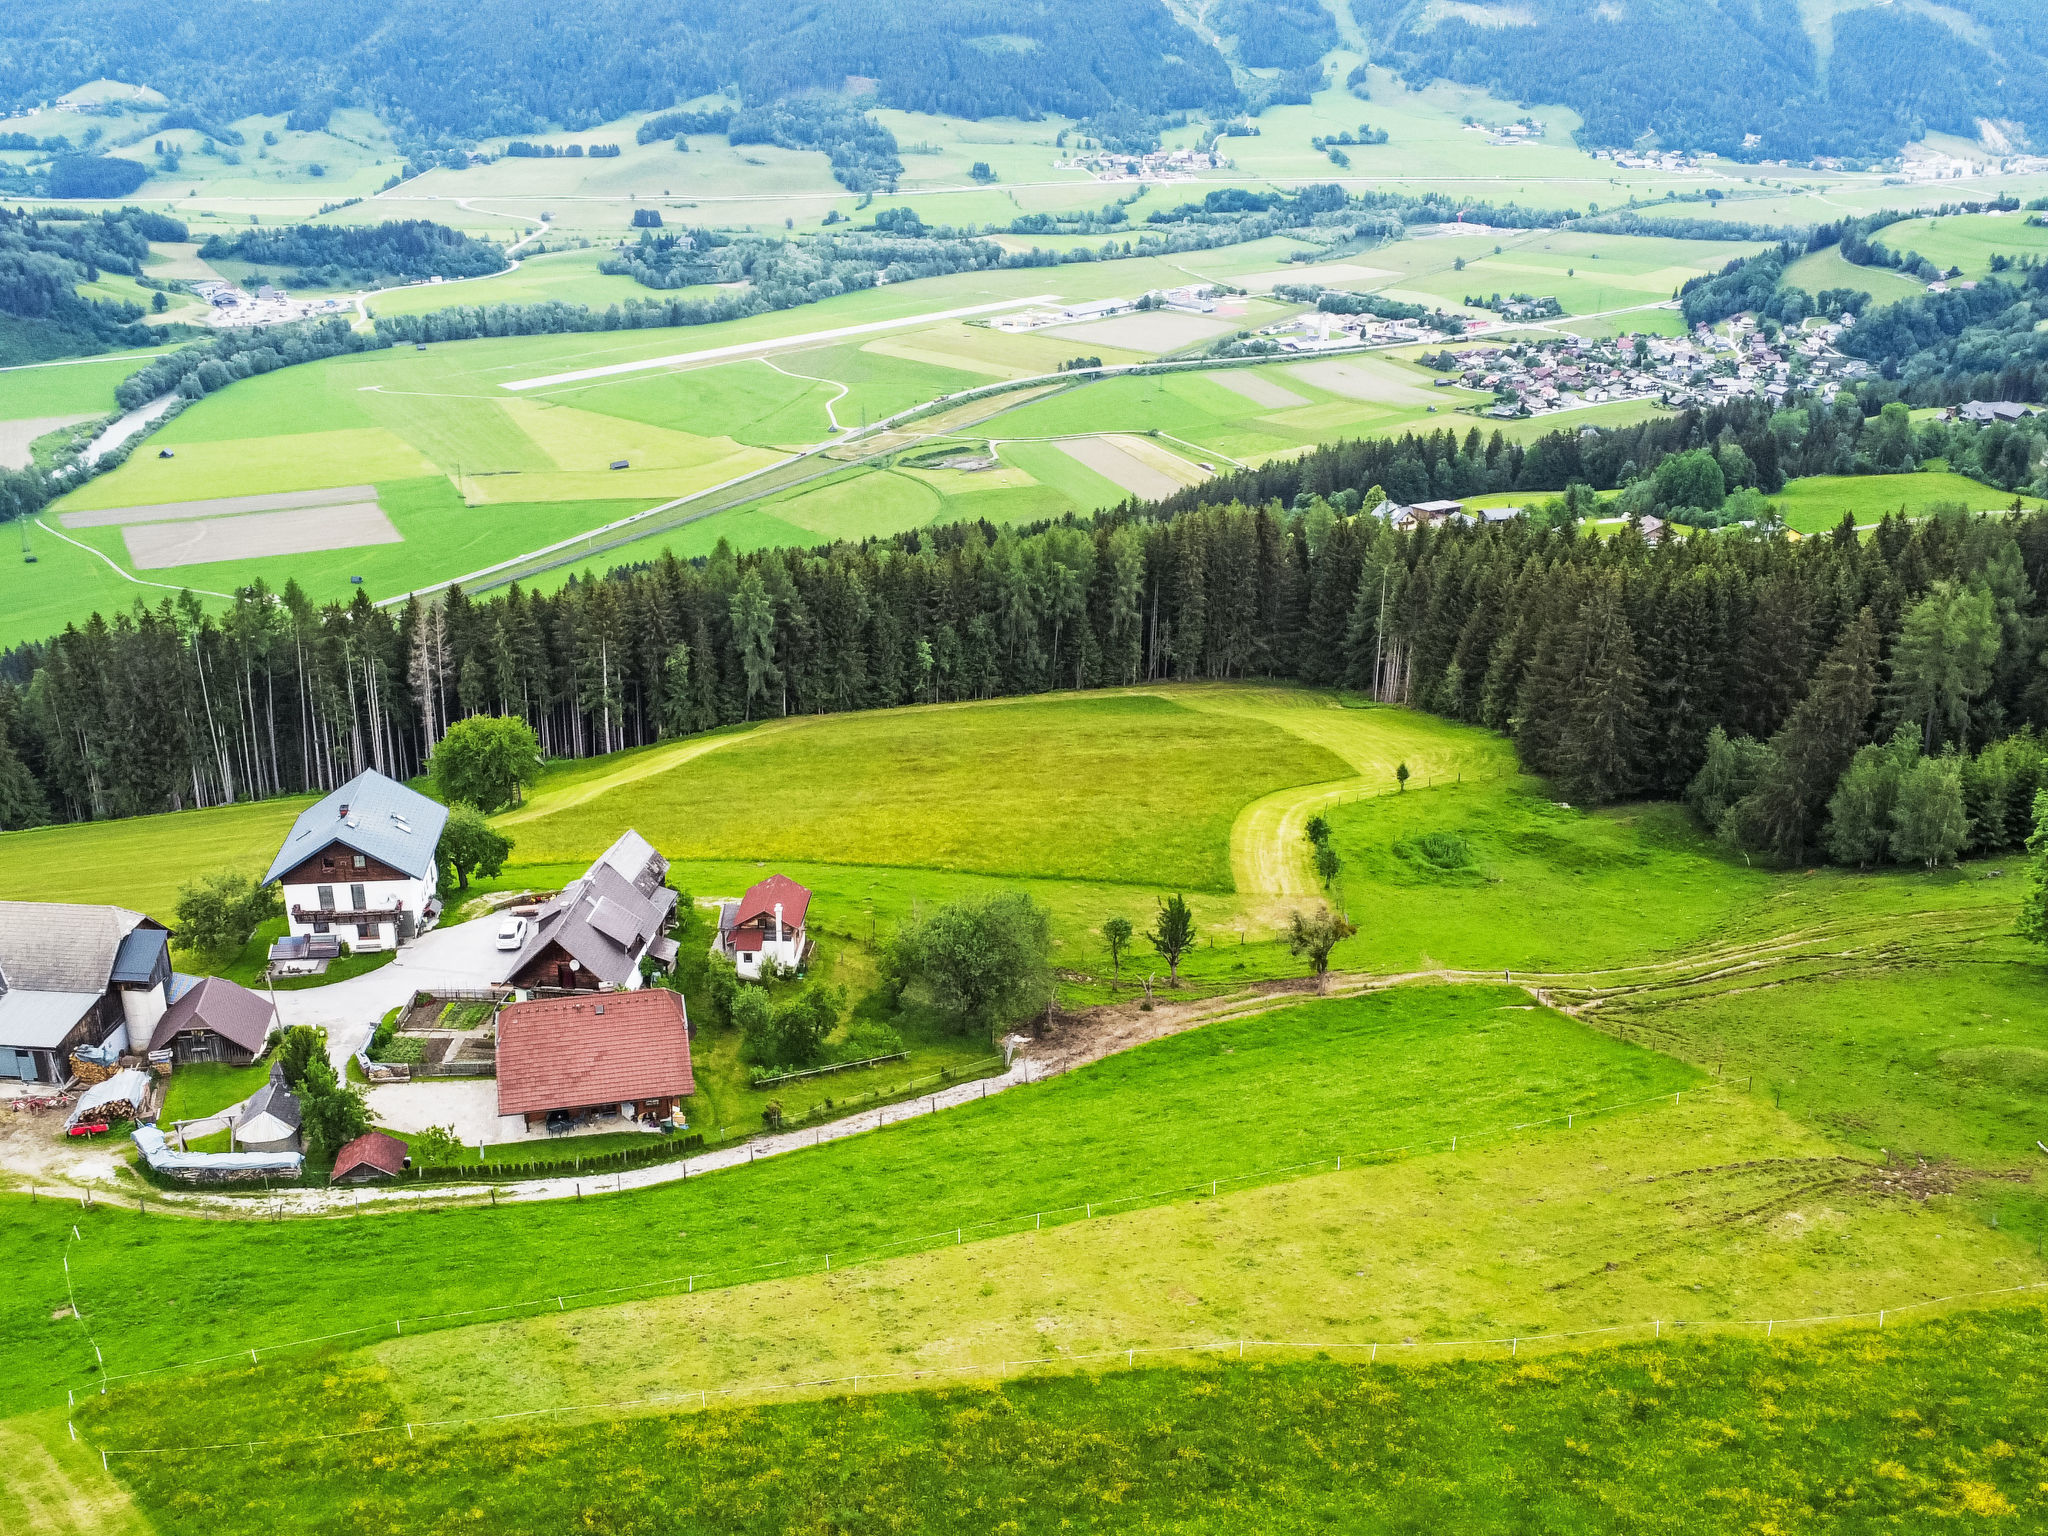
<box><xmin>66</xmin><ymin>1081</ymin><xmax>1711</xmax><ymax>1397</ymax></box>
<box><xmin>30</xmin><ymin>518</ymin><xmax>233</xmax><ymax>600</ymax></box>
<box><xmin>82</xmin><ymin>1279</ymin><xmax>2048</xmax><ymax>1459</ymax></box>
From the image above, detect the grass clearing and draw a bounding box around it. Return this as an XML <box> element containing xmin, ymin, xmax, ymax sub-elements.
<box><xmin>158</xmin><ymin>1060</ymin><xmax>273</xmax><ymax>1124</ymax></box>
<box><xmin>1773</xmin><ymin>471</ymin><xmax>2045</xmax><ymax>532</ymax></box>
<box><xmin>1781</xmin><ymin>245</ymin><xmax>1929</xmax><ymax>306</ymax></box>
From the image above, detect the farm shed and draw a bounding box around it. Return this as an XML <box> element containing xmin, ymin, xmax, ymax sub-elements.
<box><xmin>496</xmin><ymin>988</ymin><xmax>693</xmax><ymax>1131</ymax></box>
<box><xmin>147</xmin><ymin>976</ymin><xmax>276</xmax><ymax>1066</ymax></box>
<box><xmin>0</xmin><ymin>901</ymin><xmax>171</xmax><ymax>1083</ymax></box>
<box><xmin>330</xmin><ymin>1130</ymin><xmax>409</xmax><ymax>1184</ymax></box>
<box><xmin>232</xmin><ymin>1061</ymin><xmax>303</xmax><ymax>1152</ymax></box>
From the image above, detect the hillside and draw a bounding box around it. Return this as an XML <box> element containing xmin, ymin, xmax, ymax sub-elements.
<box><xmin>1356</xmin><ymin>0</ymin><xmax>2048</xmax><ymax>160</ymax></box>
<box><xmin>0</xmin><ymin>0</ymin><xmax>1235</xmax><ymax>147</ymax></box>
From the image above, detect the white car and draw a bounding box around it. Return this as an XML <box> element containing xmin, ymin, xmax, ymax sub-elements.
<box><xmin>495</xmin><ymin>916</ymin><xmax>530</xmax><ymax>952</ymax></box>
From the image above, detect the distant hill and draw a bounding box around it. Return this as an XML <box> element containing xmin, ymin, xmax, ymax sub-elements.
<box><xmin>0</xmin><ymin>0</ymin><xmax>1236</xmax><ymax>147</ymax></box>
<box><xmin>1353</xmin><ymin>0</ymin><xmax>2048</xmax><ymax>161</ymax></box>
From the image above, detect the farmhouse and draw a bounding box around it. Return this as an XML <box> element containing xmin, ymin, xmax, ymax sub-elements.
<box><xmin>147</xmin><ymin>976</ymin><xmax>277</xmax><ymax>1067</ymax></box>
<box><xmin>1955</xmin><ymin>401</ymin><xmax>2036</xmax><ymax>424</ymax></box>
<box><xmin>330</xmin><ymin>1130</ymin><xmax>409</xmax><ymax>1184</ymax></box>
<box><xmin>714</xmin><ymin>874</ymin><xmax>813</xmax><ymax>979</ymax></box>
<box><xmin>262</xmin><ymin>769</ymin><xmax>449</xmax><ymax>952</ymax></box>
<box><xmin>505</xmin><ymin>829</ymin><xmax>679</xmax><ymax>992</ymax></box>
<box><xmin>0</xmin><ymin>902</ymin><xmax>171</xmax><ymax>1083</ymax></box>
<box><xmin>495</xmin><ymin>988</ymin><xmax>694</xmax><ymax>1131</ymax></box>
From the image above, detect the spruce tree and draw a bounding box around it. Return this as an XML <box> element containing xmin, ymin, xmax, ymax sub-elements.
<box><xmin>1557</xmin><ymin>581</ymin><xmax>1646</xmax><ymax>804</ymax></box>
<box><xmin>1725</xmin><ymin>608</ymin><xmax>1881</xmax><ymax>859</ymax></box>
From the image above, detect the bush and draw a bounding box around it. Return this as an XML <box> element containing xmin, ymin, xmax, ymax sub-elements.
<box><xmin>1406</xmin><ymin>831</ymin><xmax>1475</xmax><ymax>871</ymax></box>
<box><xmin>174</xmin><ymin>870</ymin><xmax>283</xmax><ymax>956</ymax></box>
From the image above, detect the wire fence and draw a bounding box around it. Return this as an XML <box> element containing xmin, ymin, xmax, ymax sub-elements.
<box><xmin>79</xmin><ymin>1275</ymin><xmax>2048</xmax><ymax>1463</ymax></box>
<box><xmin>65</xmin><ymin>1081</ymin><xmax>1703</xmax><ymax>1397</ymax></box>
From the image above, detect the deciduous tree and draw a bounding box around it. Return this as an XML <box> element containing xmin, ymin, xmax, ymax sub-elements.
<box><xmin>1149</xmin><ymin>893</ymin><xmax>1196</xmax><ymax>987</ymax></box>
<box><xmin>429</xmin><ymin>714</ymin><xmax>541</xmax><ymax>812</ymax></box>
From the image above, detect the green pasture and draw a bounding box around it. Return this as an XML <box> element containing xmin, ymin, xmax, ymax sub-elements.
<box><xmin>1780</xmin><ymin>245</ymin><xmax>1928</xmax><ymax>305</ymax></box>
<box><xmin>0</xmin><ymin>984</ymin><xmax>1698</xmax><ymax>1409</ymax></box>
<box><xmin>0</xmin><ymin>353</ymin><xmax>163</xmax><ymax>421</ymax></box>
<box><xmin>1607</xmin><ymin>958</ymin><xmax>2048</xmax><ymax>1171</ymax></box>
<box><xmin>362</xmin><ymin>245</ymin><xmax>669</xmax><ymax>320</ymax></box>
<box><xmin>982</xmin><ymin>355</ymin><xmax>1493</xmax><ymax>465</ymax></box>
<box><xmin>1865</xmin><ymin>210</ymin><xmax>2048</xmax><ymax>280</ymax></box>
<box><xmin>1772</xmin><ymin>470</ymin><xmax>2045</xmax><ymax>533</ymax></box>
<box><xmin>502</xmin><ymin>691</ymin><xmax>1348</xmax><ymax>891</ymax></box>
<box><xmin>56</xmin><ymin>1308</ymin><xmax>2047</xmax><ymax>1536</ymax></box>
<box><xmin>106</xmin><ymin>106</ymin><xmax>409</xmax><ymax>206</ymax></box>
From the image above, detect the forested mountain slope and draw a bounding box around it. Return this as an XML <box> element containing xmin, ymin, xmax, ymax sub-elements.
<box><xmin>0</xmin><ymin>0</ymin><xmax>1235</xmax><ymax>147</ymax></box>
<box><xmin>1355</xmin><ymin>0</ymin><xmax>2048</xmax><ymax>161</ymax></box>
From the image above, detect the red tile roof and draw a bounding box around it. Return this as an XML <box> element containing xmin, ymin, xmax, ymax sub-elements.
<box><xmin>733</xmin><ymin>874</ymin><xmax>810</xmax><ymax>931</ymax></box>
<box><xmin>330</xmin><ymin>1130</ymin><xmax>408</xmax><ymax>1182</ymax></box>
<box><xmin>495</xmin><ymin>988</ymin><xmax>694</xmax><ymax>1117</ymax></box>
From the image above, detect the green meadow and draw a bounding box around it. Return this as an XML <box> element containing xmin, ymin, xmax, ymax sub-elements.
<box><xmin>1773</xmin><ymin>470</ymin><xmax>2046</xmax><ymax>533</ymax></box>
<box><xmin>1865</xmin><ymin>210</ymin><xmax>2048</xmax><ymax>280</ymax></box>
<box><xmin>51</xmin><ymin>1310</ymin><xmax>2043</xmax><ymax>1536</ymax></box>
<box><xmin>1780</xmin><ymin>244</ymin><xmax>1929</xmax><ymax>306</ymax></box>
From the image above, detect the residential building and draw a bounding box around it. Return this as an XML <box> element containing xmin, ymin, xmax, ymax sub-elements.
<box><xmin>714</xmin><ymin>874</ymin><xmax>813</xmax><ymax>980</ymax></box>
<box><xmin>505</xmin><ymin>829</ymin><xmax>679</xmax><ymax>993</ymax></box>
<box><xmin>262</xmin><ymin>769</ymin><xmax>449</xmax><ymax>952</ymax></box>
<box><xmin>495</xmin><ymin>988</ymin><xmax>695</xmax><ymax>1131</ymax></box>
<box><xmin>147</xmin><ymin>976</ymin><xmax>276</xmax><ymax>1067</ymax></box>
<box><xmin>0</xmin><ymin>902</ymin><xmax>170</xmax><ymax>1083</ymax></box>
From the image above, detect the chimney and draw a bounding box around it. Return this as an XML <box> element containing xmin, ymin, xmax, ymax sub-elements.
<box><xmin>338</xmin><ymin>803</ymin><xmax>349</xmax><ymax>818</ymax></box>
<box><xmin>774</xmin><ymin>901</ymin><xmax>784</xmax><ymax>943</ymax></box>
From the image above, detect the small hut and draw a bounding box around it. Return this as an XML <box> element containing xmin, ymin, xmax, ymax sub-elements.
<box><xmin>330</xmin><ymin>1130</ymin><xmax>408</xmax><ymax>1184</ymax></box>
<box><xmin>232</xmin><ymin>1061</ymin><xmax>302</xmax><ymax>1153</ymax></box>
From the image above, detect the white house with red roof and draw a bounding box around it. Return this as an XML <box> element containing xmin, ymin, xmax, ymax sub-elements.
<box><xmin>714</xmin><ymin>875</ymin><xmax>812</xmax><ymax>980</ymax></box>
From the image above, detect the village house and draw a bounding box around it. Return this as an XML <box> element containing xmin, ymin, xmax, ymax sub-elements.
<box><xmin>495</xmin><ymin>987</ymin><xmax>694</xmax><ymax>1132</ymax></box>
<box><xmin>505</xmin><ymin>830</ymin><xmax>679</xmax><ymax>993</ymax></box>
<box><xmin>147</xmin><ymin>976</ymin><xmax>277</xmax><ymax>1067</ymax></box>
<box><xmin>263</xmin><ymin>769</ymin><xmax>448</xmax><ymax>952</ymax></box>
<box><xmin>714</xmin><ymin>874</ymin><xmax>813</xmax><ymax>980</ymax></box>
<box><xmin>0</xmin><ymin>901</ymin><xmax>171</xmax><ymax>1084</ymax></box>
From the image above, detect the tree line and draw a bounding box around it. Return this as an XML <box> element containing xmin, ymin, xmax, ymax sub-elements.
<box><xmin>3</xmin><ymin>416</ymin><xmax>2043</xmax><ymax>870</ymax></box>
<box><xmin>0</xmin><ymin>204</ymin><xmax>188</xmax><ymax>364</ymax></box>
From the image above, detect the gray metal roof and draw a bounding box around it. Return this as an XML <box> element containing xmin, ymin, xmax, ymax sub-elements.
<box><xmin>594</xmin><ymin>829</ymin><xmax>666</xmax><ymax>895</ymax></box>
<box><xmin>236</xmin><ymin>1061</ymin><xmax>302</xmax><ymax>1133</ymax></box>
<box><xmin>510</xmin><ymin>860</ymin><xmax>677</xmax><ymax>988</ymax></box>
<box><xmin>111</xmin><ymin>925</ymin><xmax>169</xmax><ymax>985</ymax></box>
<box><xmin>0</xmin><ymin>901</ymin><xmax>151</xmax><ymax>993</ymax></box>
<box><xmin>263</xmin><ymin>769</ymin><xmax>448</xmax><ymax>886</ymax></box>
<box><xmin>0</xmin><ymin>989</ymin><xmax>100</xmax><ymax>1050</ymax></box>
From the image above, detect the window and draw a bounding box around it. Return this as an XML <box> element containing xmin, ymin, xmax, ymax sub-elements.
<box><xmin>322</xmin><ymin>857</ymin><xmax>335</xmax><ymax>870</ymax></box>
<box><xmin>351</xmin><ymin>884</ymin><xmax>367</xmax><ymax>912</ymax></box>
<box><xmin>353</xmin><ymin>854</ymin><xmax>366</xmax><ymax>869</ymax></box>
<box><xmin>357</xmin><ymin>923</ymin><xmax>375</xmax><ymax>940</ymax></box>
<box><xmin>316</xmin><ymin>884</ymin><xmax>335</xmax><ymax>912</ymax></box>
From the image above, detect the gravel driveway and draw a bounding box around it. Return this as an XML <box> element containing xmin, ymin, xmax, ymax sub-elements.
<box><xmin>267</xmin><ymin>917</ymin><xmax>515</xmax><ymax>1074</ymax></box>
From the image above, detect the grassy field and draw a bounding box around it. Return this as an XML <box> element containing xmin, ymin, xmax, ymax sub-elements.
<box><xmin>1773</xmin><ymin>470</ymin><xmax>2046</xmax><ymax>533</ymax></box>
<box><xmin>52</xmin><ymin>1308</ymin><xmax>2046</xmax><ymax>1536</ymax></box>
<box><xmin>500</xmin><ymin>691</ymin><xmax>1351</xmax><ymax>891</ymax></box>
<box><xmin>1862</xmin><ymin>210</ymin><xmax>2048</xmax><ymax>281</ymax></box>
<box><xmin>0</xmin><ymin>353</ymin><xmax>167</xmax><ymax>422</ymax></box>
<box><xmin>1780</xmin><ymin>245</ymin><xmax>1929</xmax><ymax>306</ymax></box>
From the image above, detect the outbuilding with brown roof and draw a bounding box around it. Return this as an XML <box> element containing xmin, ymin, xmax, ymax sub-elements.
<box><xmin>148</xmin><ymin>976</ymin><xmax>277</xmax><ymax>1066</ymax></box>
<box><xmin>495</xmin><ymin>988</ymin><xmax>694</xmax><ymax>1130</ymax></box>
<box><xmin>331</xmin><ymin>1130</ymin><xmax>409</xmax><ymax>1184</ymax></box>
